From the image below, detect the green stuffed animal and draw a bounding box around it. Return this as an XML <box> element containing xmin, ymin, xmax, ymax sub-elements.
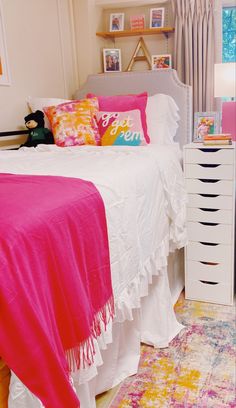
<box><xmin>23</xmin><ymin>110</ymin><xmax>54</xmax><ymax>147</ymax></box>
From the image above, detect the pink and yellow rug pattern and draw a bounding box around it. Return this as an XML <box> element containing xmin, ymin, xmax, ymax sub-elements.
<box><xmin>109</xmin><ymin>293</ymin><xmax>236</xmax><ymax>408</ymax></box>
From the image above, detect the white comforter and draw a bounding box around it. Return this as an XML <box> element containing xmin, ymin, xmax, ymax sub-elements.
<box><xmin>0</xmin><ymin>144</ymin><xmax>187</xmax><ymax>319</ymax></box>
<box><xmin>0</xmin><ymin>144</ymin><xmax>187</xmax><ymax>320</ymax></box>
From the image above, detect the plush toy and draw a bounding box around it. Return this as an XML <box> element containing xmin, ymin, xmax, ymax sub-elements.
<box><xmin>22</xmin><ymin>110</ymin><xmax>54</xmax><ymax>147</ymax></box>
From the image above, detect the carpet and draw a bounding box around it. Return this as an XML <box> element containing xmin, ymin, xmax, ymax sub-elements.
<box><xmin>109</xmin><ymin>293</ymin><xmax>236</xmax><ymax>408</ymax></box>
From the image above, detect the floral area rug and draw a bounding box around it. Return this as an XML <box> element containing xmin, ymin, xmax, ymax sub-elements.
<box><xmin>109</xmin><ymin>293</ymin><xmax>236</xmax><ymax>408</ymax></box>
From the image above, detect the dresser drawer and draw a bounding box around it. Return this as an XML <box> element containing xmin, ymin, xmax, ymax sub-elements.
<box><xmin>184</xmin><ymin>144</ymin><xmax>235</xmax><ymax>305</ymax></box>
<box><xmin>186</xmin><ymin>241</ymin><xmax>232</xmax><ymax>264</ymax></box>
<box><xmin>188</xmin><ymin>194</ymin><xmax>233</xmax><ymax>210</ymax></box>
<box><xmin>185</xmin><ymin>148</ymin><xmax>234</xmax><ymax>165</ymax></box>
<box><xmin>185</xmin><ymin>179</ymin><xmax>233</xmax><ymax>195</ymax></box>
<box><xmin>185</xmin><ymin>164</ymin><xmax>234</xmax><ymax>180</ymax></box>
<box><xmin>187</xmin><ymin>208</ymin><xmax>232</xmax><ymax>224</ymax></box>
<box><xmin>185</xmin><ymin>279</ymin><xmax>233</xmax><ymax>305</ymax></box>
<box><xmin>186</xmin><ymin>260</ymin><xmax>232</xmax><ymax>283</ymax></box>
<box><xmin>187</xmin><ymin>221</ymin><xmax>232</xmax><ymax>244</ymax></box>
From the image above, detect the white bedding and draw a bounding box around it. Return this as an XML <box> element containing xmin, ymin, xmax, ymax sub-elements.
<box><xmin>0</xmin><ymin>144</ymin><xmax>187</xmax><ymax>407</ymax></box>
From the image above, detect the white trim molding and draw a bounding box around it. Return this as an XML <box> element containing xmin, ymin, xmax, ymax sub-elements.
<box><xmin>56</xmin><ymin>0</ymin><xmax>80</xmax><ymax>97</ymax></box>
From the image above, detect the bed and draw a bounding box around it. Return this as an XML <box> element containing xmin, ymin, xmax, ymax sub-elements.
<box><xmin>0</xmin><ymin>69</ymin><xmax>192</xmax><ymax>408</ymax></box>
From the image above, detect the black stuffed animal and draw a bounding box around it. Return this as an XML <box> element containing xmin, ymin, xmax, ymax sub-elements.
<box><xmin>23</xmin><ymin>110</ymin><xmax>54</xmax><ymax>147</ymax></box>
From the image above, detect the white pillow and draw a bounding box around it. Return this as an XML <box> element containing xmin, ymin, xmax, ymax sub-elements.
<box><xmin>146</xmin><ymin>94</ymin><xmax>180</xmax><ymax>144</ymax></box>
<box><xmin>27</xmin><ymin>96</ymin><xmax>71</xmax><ymax>129</ymax></box>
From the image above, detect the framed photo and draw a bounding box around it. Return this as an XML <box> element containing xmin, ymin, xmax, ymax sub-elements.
<box><xmin>103</xmin><ymin>49</ymin><xmax>121</xmax><ymax>73</ymax></box>
<box><xmin>194</xmin><ymin>112</ymin><xmax>221</xmax><ymax>142</ymax></box>
<box><xmin>109</xmin><ymin>13</ymin><xmax>124</xmax><ymax>32</ymax></box>
<box><xmin>151</xmin><ymin>54</ymin><xmax>171</xmax><ymax>70</ymax></box>
<box><xmin>0</xmin><ymin>0</ymin><xmax>11</xmax><ymax>86</ymax></box>
<box><xmin>130</xmin><ymin>14</ymin><xmax>145</xmax><ymax>30</ymax></box>
<box><xmin>150</xmin><ymin>8</ymin><xmax>165</xmax><ymax>28</ymax></box>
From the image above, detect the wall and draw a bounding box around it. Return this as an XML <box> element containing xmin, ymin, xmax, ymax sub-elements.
<box><xmin>0</xmin><ymin>0</ymin><xmax>78</xmax><ymax>137</ymax></box>
<box><xmin>72</xmin><ymin>0</ymin><xmax>104</xmax><ymax>88</ymax></box>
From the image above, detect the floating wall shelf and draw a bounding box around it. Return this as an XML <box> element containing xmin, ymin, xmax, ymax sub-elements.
<box><xmin>96</xmin><ymin>27</ymin><xmax>174</xmax><ymax>39</ymax></box>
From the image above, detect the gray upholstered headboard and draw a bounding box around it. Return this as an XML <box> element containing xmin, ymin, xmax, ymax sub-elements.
<box><xmin>74</xmin><ymin>69</ymin><xmax>192</xmax><ymax>148</ymax></box>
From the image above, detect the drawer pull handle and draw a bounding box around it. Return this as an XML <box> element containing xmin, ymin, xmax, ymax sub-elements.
<box><xmin>199</xmin><ymin>148</ymin><xmax>220</xmax><ymax>153</ymax></box>
<box><xmin>199</xmin><ymin>194</ymin><xmax>219</xmax><ymax>198</ymax></box>
<box><xmin>199</xmin><ymin>280</ymin><xmax>219</xmax><ymax>285</ymax></box>
<box><xmin>200</xmin><ymin>261</ymin><xmax>219</xmax><ymax>266</ymax></box>
<box><xmin>199</xmin><ymin>208</ymin><xmax>219</xmax><ymax>212</ymax></box>
<box><xmin>198</xmin><ymin>164</ymin><xmax>220</xmax><ymax>168</ymax></box>
<box><xmin>200</xmin><ymin>242</ymin><xmax>219</xmax><ymax>246</ymax></box>
<box><xmin>199</xmin><ymin>179</ymin><xmax>219</xmax><ymax>183</ymax></box>
<box><xmin>199</xmin><ymin>222</ymin><xmax>219</xmax><ymax>226</ymax></box>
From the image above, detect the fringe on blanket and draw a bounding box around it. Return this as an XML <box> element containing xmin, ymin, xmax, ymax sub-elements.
<box><xmin>66</xmin><ymin>295</ymin><xmax>114</xmax><ymax>372</ymax></box>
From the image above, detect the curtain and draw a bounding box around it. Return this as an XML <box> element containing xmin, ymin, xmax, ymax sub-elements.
<box><xmin>171</xmin><ymin>0</ymin><xmax>216</xmax><ymax>113</ymax></box>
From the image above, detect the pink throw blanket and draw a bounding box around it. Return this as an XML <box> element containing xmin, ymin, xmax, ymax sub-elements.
<box><xmin>0</xmin><ymin>173</ymin><xmax>114</xmax><ymax>408</ymax></box>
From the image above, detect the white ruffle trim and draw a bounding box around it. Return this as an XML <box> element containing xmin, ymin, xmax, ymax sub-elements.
<box><xmin>114</xmin><ymin>235</ymin><xmax>170</xmax><ymax>323</ymax></box>
<box><xmin>160</xmin><ymin>158</ymin><xmax>188</xmax><ymax>251</ymax></box>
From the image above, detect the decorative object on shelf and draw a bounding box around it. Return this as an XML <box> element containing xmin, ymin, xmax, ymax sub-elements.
<box><xmin>0</xmin><ymin>0</ymin><xmax>10</xmax><ymax>86</ymax></box>
<box><xmin>130</xmin><ymin>14</ymin><xmax>145</xmax><ymax>30</ymax></box>
<box><xmin>109</xmin><ymin>13</ymin><xmax>124</xmax><ymax>32</ymax></box>
<box><xmin>150</xmin><ymin>8</ymin><xmax>164</xmax><ymax>28</ymax></box>
<box><xmin>103</xmin><ymin>48</ymin><xmax>121</xmax><ymax>73</ymax></box>
<box><xmin>126</xmin><ymin>37</ymin><xmax>151</xmax><ymax>72</ymax></box>
<box><xmin>193</xmin><ymin>111</ymin><xmax>221</xmax><ymax>142</ymax></box>
<box><xmin>151</xmin><ymin>54</ymin><xmax>171</xmax><ymax>70</ymax></box>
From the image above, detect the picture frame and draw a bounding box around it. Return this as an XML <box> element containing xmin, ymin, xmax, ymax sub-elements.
<box><xmin>109</xmin><ymin>13</ymin><xmax>124</xmax><ymax>32</ymax></box>
<box><xmin>130</xmin><ymin>14</ymin><xmax>145</xmax><ymax>30</ymax></box>
<box><xmin>193</xmin><ymin>111</ymin><xmax>221</xmax><ymax>142</ymax></box>
<box><xmin>151</xmin><ymin>54</ymin><xmax>172</xmax><ymax>70</ymax></box>
<box><xmin>103</xmin><ymin>48</ymin><xmax>122</xmax><ymax>73</ymax></box>
<box><xmin>150</xmin><ymin>8</ymin><xmax>165</xmax><ymax>28</ymax></box>
<box><xmin>0</xmin><ymin>0</ymin><xmax>11</xmax><ymax>86</ymax></box>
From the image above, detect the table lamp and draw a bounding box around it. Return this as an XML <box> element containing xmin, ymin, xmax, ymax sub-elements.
<box><xmin>214</xmin><ymin>62</ymin><xmax>236</xmax><ymax>140</ymax></box>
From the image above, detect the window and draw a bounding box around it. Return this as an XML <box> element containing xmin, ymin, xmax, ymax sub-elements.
<box><xmin>222</xmin><ymin>6</ymin><xmax>236</xmax><ymax>62</ymax></box>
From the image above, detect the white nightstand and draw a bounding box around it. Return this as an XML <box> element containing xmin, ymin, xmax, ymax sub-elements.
<box><xmin>183</xmin><ymin>142</ymin><xmax>235</xmax><ymax>305</ymax></box>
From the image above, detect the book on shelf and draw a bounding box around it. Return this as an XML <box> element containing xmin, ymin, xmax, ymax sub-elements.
<box><xmin>203</xmin><ymin>139</ymin><xmax>232</xmax><ymax>145</ymax></box>
<box><xmin>130</xmin><ymin>15</ymin><xmax>145</xmax><ymax>30</ymax></box>
<box><xmin>204</xmin><ymin>133</ymin><xmax>232</xmax><ymax>141</ymax></box>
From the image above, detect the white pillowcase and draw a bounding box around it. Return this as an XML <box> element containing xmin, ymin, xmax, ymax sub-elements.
<box><xmin>27</xmin><ymin>96</ymin><xmax>71</xmax><ymax>129</ymax></box>
<box><xmin>146</xmin><ymin>94</ymin><xmax>180</xmax><ymax>144</ymax></box>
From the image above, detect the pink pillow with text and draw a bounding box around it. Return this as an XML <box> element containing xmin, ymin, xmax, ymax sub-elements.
<box><xmin>87</xmin><ymin>92</ymin><xmax>150</xmax><ymax>143</ymax></box>
<box><xmin>96</xmin><ymin>110</ymin><xmax>147</xmax><ymax>146</ymax></box>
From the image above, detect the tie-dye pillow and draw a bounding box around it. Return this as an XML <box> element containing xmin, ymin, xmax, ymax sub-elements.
<box><xmin>96</xmin><ymin>110</ymin><xmax>147</xmax><ymax>146</ymax></box>
<box><xmin>44</xmin><ymin>98</ymin><xmax>100</xmax><ymax>147</ymax></box>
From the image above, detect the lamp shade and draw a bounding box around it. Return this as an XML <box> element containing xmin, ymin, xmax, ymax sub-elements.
<box><xmin>214</xmin><ymin>63</ymin><xmax>236</xmax><ymax>98</ymax></box>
